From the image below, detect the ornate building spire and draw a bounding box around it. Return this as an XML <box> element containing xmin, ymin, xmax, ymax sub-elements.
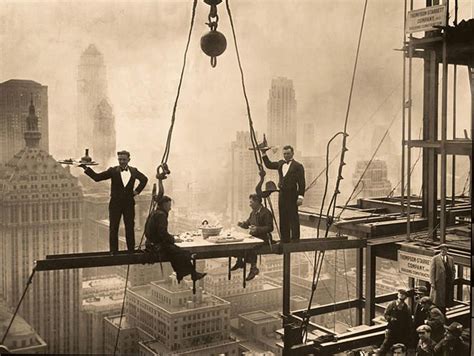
<box><xmin>24</xmin><ymin>95</ymin><xmax>42</xmax><ymax>148</ymax></box>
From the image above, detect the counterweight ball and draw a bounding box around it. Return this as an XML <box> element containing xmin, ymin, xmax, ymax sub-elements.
<box><xmin>200</xmin><ymin>30</ymin><xmax>227</xmax><ymax>57</ymax></box>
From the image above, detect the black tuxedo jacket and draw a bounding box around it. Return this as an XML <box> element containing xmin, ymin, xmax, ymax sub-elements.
<box><xmin>262</xmin><ymin>155</ymin><xmax>305</xmax><ymax>196</ymax></box>
<box><xmin>85</xmin><ymin>166</ymin><xmax>148</xmax><ymax>201</ymax></box>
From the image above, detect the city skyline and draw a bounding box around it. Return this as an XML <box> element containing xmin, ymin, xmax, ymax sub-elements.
<box><xmin>0</xmin><ymin>1</ymin><xmax>472</xmax><ymax>355</ymax></box>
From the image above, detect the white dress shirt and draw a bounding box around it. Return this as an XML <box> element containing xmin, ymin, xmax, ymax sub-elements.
<box><xmin>120</xmin><ymin>166</ymin><xmax>131</xmax><ymax>186</ymax></box>
<box><xmin>282</xmin><ymin>160</ymin><xmax>292</xmax><ymax>177</ymax></box>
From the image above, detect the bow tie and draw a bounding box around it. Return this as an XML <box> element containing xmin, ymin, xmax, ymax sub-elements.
<box><xmin>285</xmin><ymin>160</ymin><xmax>292</xmax><ymax>164</ymax></box>
<box><xmin>120</xmin><ymin>167</ymin><xmax>129</xmax><ymax>172</ymax></box>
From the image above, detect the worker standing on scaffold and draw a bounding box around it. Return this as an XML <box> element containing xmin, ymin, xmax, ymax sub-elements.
<box><xmin>261</xmin><ymin>145</ymin><xmax>305</xmax><ymax>242</ymax></box>
<box><xmin>79</xmin><ymin>150</ymin><xmax>148</xmax><ymax>254</ymax></box>
<box><xmin>145</xmin><ymin>196</ymin><xmax>206</xmax><ymax>283</ymax></box>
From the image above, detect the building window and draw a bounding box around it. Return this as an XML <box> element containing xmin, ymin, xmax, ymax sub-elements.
<box><xmin>20</xmin><ymin>205</ymin><xmax>29</xmax><ymax>223</ymax></box>
<box><xmin>10</xmin><ymin>206</ymin><xmax>19</xmax><ymax>223</ymax></box>
<box><xmin>31</xmin><ymin>204</ymin><xmax>39</xmax><ymax>222</ymax></box>
<box><xmin>41</xmin><ymin>203</ymin><xmax>49</xmax><ymax>221</ymax></box>
<box><xmin>62</xmin><ymin>202</ymin><xmax>70</xmax><ymax>219</ymax></box>
<box><xmin>52</xmin><ymin>203</ymin><xmax>60</xmax><ymax>220</ymax></box>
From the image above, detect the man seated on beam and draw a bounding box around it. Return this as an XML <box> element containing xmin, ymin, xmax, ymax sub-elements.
<box><xmin>145</xmin><ymin>195</ymin><xmax>206</xmax><ymax>283</ymax></box>
<box><xmin>232</xmin><ymin>193</ymin><xmax>273</xmax><ymax>281</ymax></box>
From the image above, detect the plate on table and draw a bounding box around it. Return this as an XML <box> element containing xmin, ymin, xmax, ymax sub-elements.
<box><xmin>208</xmin><ymin>236</ymin><xmax>245</xmax><ymax>244</ymax></box>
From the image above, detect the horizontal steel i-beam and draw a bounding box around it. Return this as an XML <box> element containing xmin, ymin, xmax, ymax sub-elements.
<box><xmin>35</xmin><ymin>237</ymin><xmax>365</xmax><ymax>271</ymax></box>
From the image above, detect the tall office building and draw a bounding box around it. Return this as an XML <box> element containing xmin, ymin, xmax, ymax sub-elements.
<box><xmin>0</xmin><ymin>79</ymin><xmax>48</xmax><ymax>163</ymax></box>
<box><xmin>352</xmin><ymin>159</ymin><xmax>392</xmax><ymax>199</ymax></box>
<box><xmin>0</xmin><ymin>100</ymin><xmax>83</xmax><ymax>353</ymax></box>
<box><xmin>104</xmin><ymin>276</ymin><xmax>239</xmax><ymax>355</ymax></box>
<box><xmin>229</xmin><ymin>131</ymin><xmax>259</xmax><ymax>223</ymax></box>
<box><xmin>267</xmin><ymin>77</ymin><xmax>297</xmax><ymax>149</ymax></box>
<box><xmin>93</xmin><ymin>99</ymin><xmax>116</xmax><ymax>167</ymax></box>
<box><xmin>77</xmin><ymin>44</ymin><xmax>115</xmax><ymax>166</ymax></box>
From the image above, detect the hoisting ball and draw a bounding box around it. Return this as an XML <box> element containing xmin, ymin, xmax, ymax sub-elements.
<box><xmin>200</xmin><ymin>30</ymin><xmax>227</xmax><ymax>57</ymax></box>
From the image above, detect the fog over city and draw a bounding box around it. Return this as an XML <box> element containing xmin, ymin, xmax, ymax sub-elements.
<box><xmin>0</xmin><ymin>1</ymin><xmax>472</xmax><ymax>355</ymax></box>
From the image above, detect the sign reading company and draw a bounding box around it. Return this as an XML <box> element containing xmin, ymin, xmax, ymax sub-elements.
<box><xmin>405</xmin><ymin>5</ymin><xmax>447</xmax><ymax>34</ymax></box>
<box><xmin>398</xmin><ymin>251</ymin><xmax>432</xmax><ymax>281</ymax></box>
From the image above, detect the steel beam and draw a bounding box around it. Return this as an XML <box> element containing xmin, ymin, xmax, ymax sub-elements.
<box><xmin>364</xmin><ymin>245</ymin><xmax>376</xmax><ymax>325</ymax></box>
<box><xmin>292</xmin><ymin>298</ymin><xmax>363</xmax><ymax>319</ymax></box>
<box><xmin>36</xmin><ymin>237</ymin><xmax>366</xmax><ymax>271</ymax></box>
<box><xmin>355</xmin><ymin>247</ymin><xmax>364</xmax><ymax>325</ymax></box>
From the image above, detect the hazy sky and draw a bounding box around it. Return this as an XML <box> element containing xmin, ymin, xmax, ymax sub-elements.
<box><xmin>1</xmin><ymin>0</ymin><xmax>472</xmax><ymax>183</ymax></box>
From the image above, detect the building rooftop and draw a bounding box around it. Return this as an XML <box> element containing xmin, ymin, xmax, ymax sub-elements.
<box><xmin>239</xmin><ymin>310</ymin><xmax>280</xmax><ymax>324</ymax></box>
<box><xmin>129</xmin><ymin>282</ymin><xmax>229</xmax><ymax>314</ymax></box>
<box><xmin>142</xmin><ymin>338</ymin><xmax>239</xmax><ymax>355</ymax></box>
<box><xmin>82</xmin><ymin>275</ymin><xmax>126</xmax><ymax>292</ymax></box>
<box><xmin>83</xmin><ymin>294</ymin><xmax>124</xmax><ymax>309</ymax></box>
<box><xmin>106</xmin><ymin>315</ymin><xmax>132</xmax><ymax>329</ymax></box>
<box><xmin>0</xmin><ymin>79</ymin><xmax>43</xmax><ymax>87</ymax></box>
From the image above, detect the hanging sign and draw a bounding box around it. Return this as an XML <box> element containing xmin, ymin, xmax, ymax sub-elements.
<box><xmin>405</xmin><ymin>5</ymin><xmax>447</xmax><ymax>34</ymax></box>
<box><xmin>398</xmin><ymin>251</ymin><xmax>432</xmax><ymax>281</ymax></box>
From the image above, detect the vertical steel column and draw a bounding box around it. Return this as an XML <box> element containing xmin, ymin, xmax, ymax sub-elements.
<box><xmin>451</xmin><ymin>66</ymin><xmax>457</xmax><ymax>206</ymax></box>
<box><xmin>401</xmin><ymin>0</ymin><xmax>408</xmax><ymax>211</ymax></box>
<box><xmin>406</xmin><ymin>26</ymin><xmax>413</xmax><ymax>240</ymax></box>
<box><xmin>440</xmin><ymin>2</ymin><xmax>449</xmax><ymax>243</ymax></box>
<box><xmin>364</xmin><ymin>246</ymin><xmax>376</xmax><ymax>325</ymax></box>
<box><xmin>456</xmin><ymin>265</ymin><xmax>464</xmax><ymax>301</ymax></box>
<box><xmin>422</xmin><ymin>50</ymin><xmax>439</xmax><ymax>240</ymax></box>
<box><xmin>355</xmin><ymin>247</ymin><xmax>364</xmax><ymax>325</ymax></box>
<box><xmin>282</xmin><ymin>252</ymin><xmax>291</xmax><ymax>355</ymax></box>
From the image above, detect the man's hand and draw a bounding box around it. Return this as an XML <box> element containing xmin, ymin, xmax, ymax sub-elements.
<box><xmin>237</xmin><ymin>221</ymin><xmax>246</xmax><ymax>228</ymax></box>
<box><xmin>249</xmin><ymin>225</ymin><xmax>257</xmax><ymax>235</ymax></box>
<box><xmin>297</xmin><ymin>196</ymin><xmax>304</xmax><ymax>206</ymax></box>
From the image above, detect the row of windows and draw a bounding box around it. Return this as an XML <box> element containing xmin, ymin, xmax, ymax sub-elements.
<box><xmin>9</xmin><ymin>202</ymin><xmax>81</xmax><ymax>223</ymax></box>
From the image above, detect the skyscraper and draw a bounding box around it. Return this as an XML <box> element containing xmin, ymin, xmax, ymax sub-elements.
<box><xmin>229</xmin><ymin>131</ymin><xmax>259</xmax><ymax>223</ymax></box>
<box><xmin>352</xmin><ymin>159</ymin><xmax>392</xmax><ymax>199</ymax></box>
<box><xmin>0</xmin><ymin>79</ymin><xmax>48</xmax><ymax>163</ymax></box>
<box><xmin>77</xmin><ymin>44</ymin><xmax>115</xmax><ymax>166</ymax></box>
<box><xmin>0</xmin><ymin>100</ymin><xmax>83</xmax><ymax>353</ymax></box>
<box><xmin>93</xmin><ymin>99</ymin><xmax>116</xmax><ymax>167</ymax></box>
<box><xmin>267</xmin><ymin>77</ymin><xmax>297</xmax><ymax>149</ymax></box>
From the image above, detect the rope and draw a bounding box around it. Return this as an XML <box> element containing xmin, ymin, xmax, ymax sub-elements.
<box><xmin>301</xmin><ymin>0</ymin><xmax>369</xmax><ymax>339</ymax></box>
<box><xmin>1</xmin><ymin>269</ymin><xmax>36</xmax><ymax>345</ymax></box>
<box><xmin>337</xmin><ymin>108</ymin><xmax>398</xmax><ymax>219</ymax></box>
<box><xmin>113</xmin><ymin>265</ymin><xmax>131</xmax><ymax>356</ymax></box>
<box><xmin>160</xmin><ymin>0</ymin><xmax>198</xmax><ymax>166</ymax></box>
<box><xmin>224</xmin><ymin>0</ymin><xmax>263</xmax><ymax>171</ymax></box>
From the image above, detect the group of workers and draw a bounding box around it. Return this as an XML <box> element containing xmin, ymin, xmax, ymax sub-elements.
<box><xmin>377</xmin><ymin>279</ymin><xmax>469</xmax><ymax>355</ymax></box>
<box><xmin>80</xmin><ymin>144</ymin><xmax>305</xmax><ymax>283</ymax></box>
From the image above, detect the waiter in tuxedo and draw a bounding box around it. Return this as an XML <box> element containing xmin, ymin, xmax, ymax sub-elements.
<box><xmin>262</xmin><ymin>145</ymin><xmax>305</xmax><ymax>242</ymax></box>
<box><xmin>80</xmin><ymin>150</ymin><xmax>148</xmax><ymax>253</ymax></box>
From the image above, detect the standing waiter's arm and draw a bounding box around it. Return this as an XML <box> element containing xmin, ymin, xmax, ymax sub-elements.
<box><xmin>84</xmin><ymin>167</ymin><xmax>112</xmax><ymax>182</ymax></box>
<box><xmin>134</xmin><ymin>169</ymin><xmax>148</xmax><ymax>194</ymax></box>
<box><xmin>262</xmin><ymin>154</ymin><xmax>279</xmax><ymax>170</ymax></box>
<box><xmin>297</xmin><ymin>164</ymin><xmax>306</xmax><ymax>197</ymax></box>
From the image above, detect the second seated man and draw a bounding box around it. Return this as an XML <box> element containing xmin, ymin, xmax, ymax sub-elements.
<box><xmin>232</xmin><ymin>194</ymin><xmax>274</xmax><ymax>281</ymax></box>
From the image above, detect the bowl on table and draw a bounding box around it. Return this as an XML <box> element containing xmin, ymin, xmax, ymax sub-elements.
<box><xmin>199</xmin><ymin>226</ymin><xmax>223</xmax><ymax>239</ymax></box>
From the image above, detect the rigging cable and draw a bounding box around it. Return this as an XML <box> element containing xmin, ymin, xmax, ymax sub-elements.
<box><xmin>160</xmin><ymin>0</ymin><xmax>199</xmax><ymax>167</ymax></box>
<box><xmin>113</xmin><ymin>1</ymin><xmax>198</xmax><ymax>354</ymax></box>
<box><xmin>225</xmin><ymin>0</ymin><xmax>283</xmax><ymax>240</ymax></box>
<box><xmin>301</xmin><ymin>0</ymin><xmax>369</xmax><ymax>340</ymax></box>
<box><xmin>1</xmin><ymin>269</ymin><xmax>36</xmax><ymax>345</ymax></box>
